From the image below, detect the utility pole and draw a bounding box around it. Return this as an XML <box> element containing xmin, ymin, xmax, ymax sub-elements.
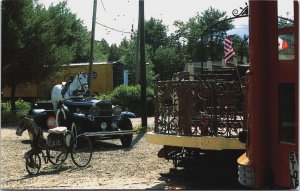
<box><xmin>139</xmin><ymin>0</ymin><xmax>147</xmax><ymax>128</ymax></box>
<box><xmin>88</xmin><ymin>0</ymin><xmax>97</xmax><ymax>94</ymax></box>
<box><xmin>135</xmin><ymin>18</ymin><xmax>140</xmax><ymax>84</ymax></box>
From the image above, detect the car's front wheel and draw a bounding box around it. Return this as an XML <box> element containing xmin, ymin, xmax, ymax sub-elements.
<box><xmin>119</xmin><ymin>118</ymin><xmax>133</xmax><ymax>147</ymax></box>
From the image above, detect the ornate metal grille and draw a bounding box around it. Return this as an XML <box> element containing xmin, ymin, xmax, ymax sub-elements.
<box><xmin>154</xmin><ymin>79</ymin><xmax>244</xmax><ymax>138</ymax></box>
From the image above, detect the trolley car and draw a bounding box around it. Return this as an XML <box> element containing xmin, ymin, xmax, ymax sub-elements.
<box><xmin>237</xmin><ymin>0</ymin><xmax>298</xmax><ymax>189</ymax></box>
<box><xmin>147</xmin><ymin>0</ymin><xmax>298</xmax><ymax>189</ymax></box>
<box><xmin>146</xmin><ymin>68</ymin><xmax>247</xmax><ymax>168</ymax></box>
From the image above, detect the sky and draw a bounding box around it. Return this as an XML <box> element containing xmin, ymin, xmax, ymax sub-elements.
<box><xmin>38</xmin><ymin>0</ymin><xmax>294</xmax><ymax>45</ymax></box>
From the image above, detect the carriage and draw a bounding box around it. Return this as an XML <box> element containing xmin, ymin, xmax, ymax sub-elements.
<box><xmin>16</xmin><ymin>117</ymin><xmax>93</xmax><ymax>175</ymax></box>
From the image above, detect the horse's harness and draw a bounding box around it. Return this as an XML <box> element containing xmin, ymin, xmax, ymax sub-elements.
<box><xmin>61</xmin><ymin>73</ymin><xmax>88</xmax><ymax>98</ymax></box>
<box><xmin>77</xmin><ymin>73</ymin><xmax>88</xmax><ymax>89</ymax></box>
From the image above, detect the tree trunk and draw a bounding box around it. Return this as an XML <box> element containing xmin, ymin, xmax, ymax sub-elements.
<box><xmin>10</xmin><ymin>83</ymin><xmax>16</xmax><ymax>112</ymax></box>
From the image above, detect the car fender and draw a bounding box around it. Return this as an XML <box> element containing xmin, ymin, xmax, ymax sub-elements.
<box><xmin>119</xmin><ymin>111</ymin><xmax>136</xmax><ymax>120</ymax></box>
<box><xmin>27</xmin><ymin>108</ymin><xmax>47</xmax><ymax>128</ymax></box>
<box><xmin>27</xmin><ymin>108</ymin><xmax>47</xmax><ymax>117</ymax></box>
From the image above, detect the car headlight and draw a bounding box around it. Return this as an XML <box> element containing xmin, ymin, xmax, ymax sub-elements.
<box><xmin>90</xmin><ymin>105</ymin><xmax>100</xmax><ymax>116</ymax></box>
<box><xmin>100</xmin><ymin>122</ymin><xmax>107</xmax><ymax>130</ymax></box>
<box><xmin>112</xmin><ymin>105</ymin><xmax>122</xmax><ymax>116</ymax></box>
<box><xmin>111</xmin><ymin>122</ymin><xmax>118</xmax><ymax>130</ymax></box>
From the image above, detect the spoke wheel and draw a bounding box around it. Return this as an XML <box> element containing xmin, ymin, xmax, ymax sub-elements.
<box><xmin>25</xmin><ymin>154</ymin><xmax>41</xmax><ymax>175</ymax></box>
<box><xmin>47</xmin><ymin>149</ymin><xmax>68</xmax><ymax>165</ymax></box>
<box><xmin>71</xmin><ymin>135</ymin><xmax>93</xmax><ymax>167</ymax></box>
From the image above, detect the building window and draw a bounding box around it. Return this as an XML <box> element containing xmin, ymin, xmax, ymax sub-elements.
<box><xmin>277</xmin><ymin>0</ymin><xmax>294</xmax><ymax>28</ymax></box>
<box><xmin>279</xmin><ymin>83</ymin><xmax>295</xmax><ymax>144</ymax></box>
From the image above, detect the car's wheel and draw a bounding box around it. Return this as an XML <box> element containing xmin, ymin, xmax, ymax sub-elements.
<box><xmin>119</xmin><ymin>118</ymin><xmax>133</xmax><ymax>147</ymax></box>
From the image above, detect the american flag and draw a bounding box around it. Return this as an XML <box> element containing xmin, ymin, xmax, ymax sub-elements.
<box><xmin>224</xmin><ymin>37</ymin><xmax>236</xmax><ymax>62</ymax></box>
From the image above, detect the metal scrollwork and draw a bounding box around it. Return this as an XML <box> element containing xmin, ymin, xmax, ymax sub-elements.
<box><xmin>232</xmin><ymin>2</ymin><xmax>248</xmax><ymax>17</ymax></box>
<box><xmin>154</xmin><ymin>79</ymin><xmax>244</xmax><ymax>138</ymax></box>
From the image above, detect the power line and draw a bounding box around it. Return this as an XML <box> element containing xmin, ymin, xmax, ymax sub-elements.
<box><xmin>100</xmin><ymin>0</ymin><xmax>106</xmax><ymax>11</ymax></box>
<box><xmin>95</xmin><ymin>21</ymin><xmax>133</xmax><ymax>34</ymax></box>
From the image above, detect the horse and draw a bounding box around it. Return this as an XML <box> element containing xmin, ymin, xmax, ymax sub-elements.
<box><xmin>16</xmin><ymin>117</ymin><xmax>70</xmax><ymax>167</ymax></box>
<box><xmin>51</xmin><ymin>72</ymin><xmax>88</xmax><ymax>112</ymax></box>
<box><xmin>16</xmin><ymin>116</ymin><xmax>46</xmax><ymax>150</ymax></box>
<box><xmin>16</xmin><ymin>117</ymin><xmax>47</xmax><ymax>166</ymax></box>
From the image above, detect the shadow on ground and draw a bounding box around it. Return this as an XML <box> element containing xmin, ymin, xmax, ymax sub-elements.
<box><xmin>4</xmin><ymin>163</ymin><xmax>87</xmax><ymax>184</ymax></box>
<box><xmin>91</xmin><ymin>133</ymin><xmax>145</xmax><ymax>152</ymax></box>
<box><xmin>148</xmin><ymin>150</ymin><xmax>251</xmax><ymax>190</ymax></box>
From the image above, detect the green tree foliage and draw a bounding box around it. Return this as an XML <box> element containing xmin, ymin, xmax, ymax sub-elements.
<box><xmin>118</xmin><ymin>38</ymin><xmax>130</xmax><ymax>57</ymax></box>
<box><xmin>2</xmin><ymin>0</ymin><xmax>90</xmax><ymax>110</ymax></box>
<box><xmin>119</xmin><ymin>38</ymin><xmax>136</xmax><ymax>64</ymax></box>
<box><xmin>117</xmin><ymin>17</ymin><xmax>186</xmax><ymax>82</ymax></box>
<box><xmin>174</xmin><ymin>7</ymin><xmax>234</xmax><ymax>61</ymax></box>
<box><xmin>119</xmin><ymin>38</ymin><xmax>138</xmax><ymax>84</ymax></box>
<box><xmin>2</xmin><ymin>0</ymin><xmax>54</xmax><ymax>110</ymax></box>
<box><xmin>94</xmin><ymin>39</ymin><xmax>110</xmax><ymax>62</ymax></box>
<box><xmin>108</xmin><ymin>44</ymin><xmax>120</xmax><ymax>61</ymax></box>
<box><xmin>46</xmin><ymin>1</ymin><xmax>90</xmax><ymax>63</ymax></box>
<box><xmin>145</xmin><ymin>18</ymin><xmax>168</xmax><ymax>53</ymax></box>
<box><xmin>153</xmin><ymin>47</ymin><xmax>185</xmax><ymax>80</ymax></box>
<box><xmin>119</xmin><ymin>37</ymin><xmax>156</xmax><ymax>86</ymax></box>
<box><xmin>230</xmin><ymin>34</ymin><xmax>249</xmax><ymax>64</ymax></box>
<box><xmin>145</xmin><ymin>62</ymin><xmax>159</xmax><ymax>88</ymax></box>
<box><xmin>144</xmin><ymin>17</ymin><xmax>186</xmax><ymax>80</ymax></box>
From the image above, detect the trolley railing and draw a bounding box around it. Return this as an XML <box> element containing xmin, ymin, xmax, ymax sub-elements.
<box><xmin>154</xmin><ymin>78</ymin><xmax>245</xmax><ymax>138</ymax></box>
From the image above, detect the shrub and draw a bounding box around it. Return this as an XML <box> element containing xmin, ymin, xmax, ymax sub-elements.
<box><xmin>98</xmin><ymin>85</ymin><xmax>155</xmax><ymax>117</ymax></box>
<box><xmin>1</xmin><ymin>101</ymin><xmax>11</xmax><ymax>111</ymax></box>
<box><xmin>15</xmin><ymin>99</ymin><xmax>31</xmax><ymax>116</ymax></box>
<box><xmin>1</xmin><ymin>99</ymin><xmax>31</xmax><ymax>124</ymax></box>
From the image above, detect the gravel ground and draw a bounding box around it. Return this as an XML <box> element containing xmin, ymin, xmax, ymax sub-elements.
<box><xmin>0</xmin><ymin>117</ymin><xmax>174</xmax><ymax>189</ymax></box>
<box><xmin>1</xmin><ymin>117</ymin><xmax>246</xmax><ymax>190</ymax></box>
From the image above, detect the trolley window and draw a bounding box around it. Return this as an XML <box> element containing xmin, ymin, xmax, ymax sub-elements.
<box><xmin>278</xmin><ymin>83</ymin><xmax>295</xmax><ymax>144</ymax></box>
<box><xmin>277</xmin><ymin>0</ymin><xmax>294</xmax><ymax>28</ymax></box>
<box><xmin>278</xmin><ymin>33</ymin><xmax>295</xmax><ymax>61</ymax></box>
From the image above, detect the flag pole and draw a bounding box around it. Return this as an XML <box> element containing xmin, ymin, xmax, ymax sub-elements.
<box><xmin>224</xmin><ymin>36</ymin><xmax>244</xmax><ymax>95</ymax></box>
<box><xmin>233</xmin><ymin>57</ymin><xmax>245</xmax><ymax>96</ymax></box>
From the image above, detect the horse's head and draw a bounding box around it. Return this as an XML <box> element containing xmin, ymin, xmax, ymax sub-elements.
<box><xmin>16</xmin><ymin>117</ymin><xmax>31</xmax><ymax>136</ymax></box>
<box><xmin>75</xmin><ymin>72</ymin><xmax>88</xmax><ymax>92</ymax></box>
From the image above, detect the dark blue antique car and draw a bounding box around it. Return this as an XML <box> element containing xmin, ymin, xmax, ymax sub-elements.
<box><xmin>28</xmin><ymin>98</ymin><xmax>136</xmax><ymax>147</ymax></box>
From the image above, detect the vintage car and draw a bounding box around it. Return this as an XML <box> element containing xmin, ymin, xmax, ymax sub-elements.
<box><xmin>27</xmin><ymin>98</ymin><xmax>136</xmax><ymax>147</ymax></box>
